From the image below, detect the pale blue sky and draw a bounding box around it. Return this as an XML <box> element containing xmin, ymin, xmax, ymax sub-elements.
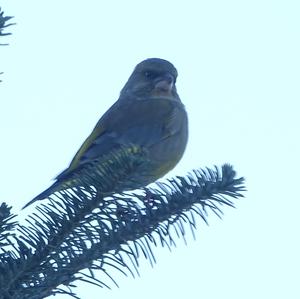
<box><xmin>1</xmin><ymin>1</ymin><xmax>300</xmax><ymax>298</ymax></box>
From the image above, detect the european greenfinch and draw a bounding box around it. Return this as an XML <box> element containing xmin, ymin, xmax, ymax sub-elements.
<box><xmin>24</xmin><ymin>58</ymin><xmax>188</xmax><ymax>208</ymax></box>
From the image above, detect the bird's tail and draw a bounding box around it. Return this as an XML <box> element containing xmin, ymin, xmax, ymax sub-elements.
<box><xmin>22</xmin><ymin>181</ymin><xmax>62</xmax><ymax>209</ymax></box>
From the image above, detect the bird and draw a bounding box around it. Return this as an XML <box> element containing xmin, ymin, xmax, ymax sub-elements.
<box><xmin>23</xmin><ymin>58</ymin><xmax>188</xmax><ymax>209</ymax></box>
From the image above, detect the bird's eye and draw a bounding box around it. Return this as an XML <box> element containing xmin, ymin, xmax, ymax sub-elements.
<box><xmin>144</xmin><ymin>71</ymin><xmax>155</xmax><ymax>79</ymax></box>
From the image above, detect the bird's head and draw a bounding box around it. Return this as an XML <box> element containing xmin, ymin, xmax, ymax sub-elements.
<box><xmin>120</xmin><ymin>58</ymin><xmax>180</xmax><ymax>101</ymax></box>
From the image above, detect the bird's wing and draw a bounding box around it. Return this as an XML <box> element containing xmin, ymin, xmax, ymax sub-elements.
<box><xmin>55</xmin><ymin>115</ymin><xmax>113</xmax><ymax>180</ymax></box>
<box><xmin>56</xmin><ymin>98</ymin><xmax>185</xmax><ymax>180</ymax></box>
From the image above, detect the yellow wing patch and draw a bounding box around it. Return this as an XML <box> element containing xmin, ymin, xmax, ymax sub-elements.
<box><xmin>65</xmin><ymin>125</ymin><xmax>106</xmax><ymax>174</ymax></box>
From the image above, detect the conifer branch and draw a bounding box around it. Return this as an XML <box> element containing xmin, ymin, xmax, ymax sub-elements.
<box><xmin>0</xmin><ymin>7</ymin><xmax>15</xmax><ymax>83</ymax></box>
<box><xmin>0</xmin><ymin>7</ymin><xmax>14</xmax><ymax>42</ymax></box>
<box><xmin>0</xmin><ymin>146</ymin><xmax>245</xmax><ymax>299</ymax></box>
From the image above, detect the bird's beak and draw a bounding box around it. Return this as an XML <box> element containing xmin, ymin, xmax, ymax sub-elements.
<box><xmin>154</xmin><ymin>73</ymin><xmax>174</xmax><ymax>92</ymax></box>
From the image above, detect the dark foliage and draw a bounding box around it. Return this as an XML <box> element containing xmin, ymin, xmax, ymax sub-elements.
<box><xmin>0</xmin><ymin>146</ymin><xmax>245</xmax><ymax>299</ymax></box>
<box><xmin>0</xmin><ymin>7</ymin><xmax>14</xmax><ymax>42</ymax></box>
<box><xmin>0</xmin><ymin>7</ymin><xmax>15</xmax><ymax>82</ymax></box>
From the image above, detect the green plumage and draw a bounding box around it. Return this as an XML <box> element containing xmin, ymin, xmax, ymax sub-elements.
<box><xmin>24</xmin><ymin>58</ymin><xmax>188</xmax><ymax>209</ymax></box>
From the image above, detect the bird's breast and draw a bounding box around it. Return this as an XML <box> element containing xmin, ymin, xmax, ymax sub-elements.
<box><xmin>147</xmin><ymin>104</ymin><xmax>188</xmax><ymax>179</ymax></box>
